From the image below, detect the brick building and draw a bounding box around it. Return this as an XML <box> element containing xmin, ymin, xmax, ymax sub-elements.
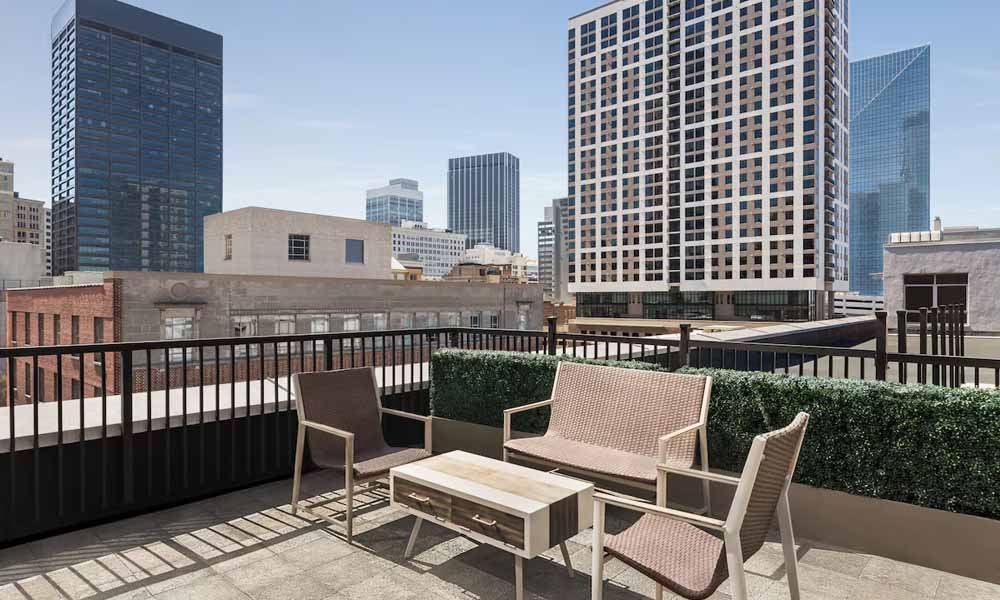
<box><xmin>5</xmin><ymin>274</ymin><xmax>119</xmax><ymax>405</ymax></box>
<box><xmin>4</xmin><ymin>271</ymin><xmax>543</xmax><ymax>405</ymax></box>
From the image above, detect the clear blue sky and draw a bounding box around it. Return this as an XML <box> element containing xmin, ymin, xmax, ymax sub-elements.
<box><xmin>2</xmin><ymin>0</ymin><xmax>998</xmax><ymax>258</ymax></box>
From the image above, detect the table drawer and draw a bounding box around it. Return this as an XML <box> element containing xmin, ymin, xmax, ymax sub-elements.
<box><xmin>393</xmin><ymin>478</ymin><xmax>452</xmax><ymax>521</ymax></box>
<box><xmin>452</xmin><ymin>497</ymin><xmax>525</xmax><ymax>550</ymax></box>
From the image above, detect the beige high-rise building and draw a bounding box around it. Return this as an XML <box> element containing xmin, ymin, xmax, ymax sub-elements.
<box><xmin>0</xmin><ymin>158</ymin><xmax>47</xmax><ymax>250</ymax></box>
<box><xmin>567</xmin><ymin>0</ymin><xmax>849</xmax><ymax>322</ymax></box>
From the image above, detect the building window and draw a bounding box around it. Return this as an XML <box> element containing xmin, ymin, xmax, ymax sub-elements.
<box><xmin>53</xmin><ymin>314</ymin><xmax>60</xmax><ymax>345</ymax></box>
<box><xmin>37</xmin><ymin>314</ymin><xmax>44</xmax><ymax>347</ymax></box>
<box><xmin>288</xmin><ymin>234</ymin><xmax>310</xmax><ymax>261</ymax></box>
<box><xmin>94</xmin><ymin>318</ymin><xmax>105</xmax><ymax>367</ymax></box>
<box><xmin>233</xmin><ymin>316</ymin><xmax>259</xmax><ymax>357</ymax></box>
<box><xmin>224</xmin><ymin>234</ymin><xmax>232</xmax><ymax>260</ymax></box>
<box><xmin>346</xmin><ymin>239</ymin><xmax>365</xmax><ymax>264</ymax></box>
<box><xmin>37</xmin><ymin>369</ymin><xmax>45</xmax><ymax>403</ymax></box>
<box><xmin>442</xmin><ymin>312</ymin><xmax>460</xmax><ymax>327</ymax></box>
<box><xmin>274</xmin><ymin>315</ymin><xmax>295</xmax><ymax>354</ymax></box>
<box><xmin>489</xmin><ymin>313</ymin><xmax>500</xmax><ymax>329</ymax></box>
<box><xmin>903</xmin><ymin>273</ymin><xmax>969</xmax><ymax>318</ymax></box>
<box><xmin>23</xmin><ymin>364</ymin><xmax>31</xmax><ymax>402</ymax></box>
<box><xmin>24</xmin><ymin>313</ymin><xmax>31</xmax><ymax>346</ymax></box>
<box><xmin>469</xmin><ymin>312</ymin><xmax>482</xmax><ymax>328</ymax></box>
<box><xmin>10</xmin><ymin>312</ymin><xmax>16</xmax><ymax>345</ymax></box>
<box><xmin>164</xmin><ymin>316</ymin><xmax>194</xmax><ymax>362</ymax></box>
<box><xmin>71</xmin><ymin>316</ymin><xmax>80</xmax><ymax>344</ymax></box>
<box><xmin>518</xmin><ymin>303</ymin><xmax>531</xmax><ymax>331</ymax></box>
<box><xmin>71</xmin><ymin>379</ymin><xmax>81</xmax><ymax>400</ymax></box>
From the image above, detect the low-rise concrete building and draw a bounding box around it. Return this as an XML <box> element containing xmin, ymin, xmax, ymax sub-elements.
<box><xmin>204</xmin><ymin>207</ymin><xmax>392</xmax><ymax>279</ymax></box>
<box><xmin>884</xmin><ymin>220</ymin><xmax>999</xmax><ymax>332</ymax></box>
<box><xmin>5</xmin><ymin>271</ymin><xmax>543</xmax><ymax>403</ymax></box>
<box><xmin>391</xmin><ymin>221</ymin><xmax>465</xmax><ymax>279</ymax></box>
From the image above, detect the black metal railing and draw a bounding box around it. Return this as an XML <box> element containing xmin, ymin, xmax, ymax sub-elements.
<box><xmin>0</xmin><ymin>310</ymin><xmax>986</xmax><ymax>546</ymax></box>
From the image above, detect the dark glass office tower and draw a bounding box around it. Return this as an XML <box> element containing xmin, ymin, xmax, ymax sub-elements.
<box><xmin>448</xmin><ymin>153</ymin><xmax>520</xmax><ymax>252</ymax></box>
<box><xmin>849</xmin><ymin>46</ymin><xmax>930</xmax><ymax>296</ymax></box>
<box><xmin>51</xmin><ymin>0</ymin><xmax>223</xmax><ymax>275</ymax></box>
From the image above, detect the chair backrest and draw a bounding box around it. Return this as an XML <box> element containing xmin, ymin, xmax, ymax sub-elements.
<box><xmin>292</xmin><ymin>367</ymin><xmax>388</xmax><ymax>467</ymax></box>
<box><xmin>728</xmin><ymin>412</ymin><xmax>810</xmax><ymax>559</ymax></box>
<box><xmin>547</xmin><ymin>361</ymin><xmax>710</xmax><ymax>460</ymax></box>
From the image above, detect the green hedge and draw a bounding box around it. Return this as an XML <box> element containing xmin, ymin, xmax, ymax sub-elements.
<box><xmin>430</xmin><ymin>349</ymin><xmax>1000</xmax><ymax>519</ymax></box>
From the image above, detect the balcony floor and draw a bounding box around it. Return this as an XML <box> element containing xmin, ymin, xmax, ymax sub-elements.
<box><xmin>0</xmin><ymin>470</ymin><xmax>996</xmax><ymax>600</ymax></box>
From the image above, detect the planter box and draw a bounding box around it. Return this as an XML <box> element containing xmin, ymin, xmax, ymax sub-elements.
<box><xmin>432</xmin><ymin>417</ymin><xmax>1000</xmax><ymax>585</ymax></box>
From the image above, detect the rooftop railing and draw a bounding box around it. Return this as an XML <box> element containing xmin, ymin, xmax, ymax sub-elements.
<box><xmin>0</xmin><ymin>309</ymin><xmax>984</xmax><ymax>545</ymax></box>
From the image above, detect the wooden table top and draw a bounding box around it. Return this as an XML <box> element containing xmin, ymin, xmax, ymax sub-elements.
<box><xmin>390</xmin><ymin>450</ymin><xmax>593</xmax><ymax>517</ymax></box>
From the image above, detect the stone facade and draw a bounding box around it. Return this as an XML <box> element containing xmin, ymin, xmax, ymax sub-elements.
<box><xmin>204</xmin><ymin>207</ymin><xmax>392</xmax><ymax>279</ymax></box>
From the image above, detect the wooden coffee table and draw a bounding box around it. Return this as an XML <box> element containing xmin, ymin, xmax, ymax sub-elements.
<box><xmin>390</xmin><ymin>450</ymin><xmax>594</xmax><ymax>600</ymax></box>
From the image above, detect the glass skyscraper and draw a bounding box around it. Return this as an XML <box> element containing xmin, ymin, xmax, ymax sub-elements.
<box><xmin>51</xmin><ymin>0</ymin><xmax>223</xmax><ymax>275</ymax></box>
<box><xmin>366</xmin><ymin>178</ymin><xmax>423</xmax><ymax>227</ymax></box>
<box><xmin>448</xmin><ymin>153</ymin><xmax>520</xmax><ymax>252</ymax></box>
<box><xmin>849</xmin><ymin>45</ymin><xmax>930</xmax><ymax>296</ymax></box>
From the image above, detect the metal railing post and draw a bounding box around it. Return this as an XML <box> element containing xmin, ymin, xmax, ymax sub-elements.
<box><xmin>546</xmin><ymin>316</ymin><xmax>558</xmax><ymax>356</ymax></box>
<box><xmin>918</xmin><ymin>308</ymin><xmax>928</xmax><ymax>384</ymax></box>
<box><xmin>120</xmin><ymin>349</ymin><xmax>134</xmax><ymax>504</ymax></box>
<box><xmin>930</xmin><ymin>307</ymin><xmax>940</xmax><ymax>385</ymax></box>
<box><xmin>679</xmin><ymin>324</ymin><xmax>691</xmax><ymax>368</ymax></box>
<box><xmin>874</xmin><ymin>311</ymin><xmax>887</xmax><ymax>381</ymax></box>
<box><xmin>323</xmin><ymin>335</ymin><xmax>334</xmax><ymax>371</ymax></box>
<box><xmin>896</xmin><ymin>310</ymin><xmax>907</xmax><ymax>383</ymax></box>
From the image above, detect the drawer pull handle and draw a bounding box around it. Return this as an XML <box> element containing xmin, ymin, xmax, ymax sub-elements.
<box><xmin>407</xmin><ymin>493</ymin><xmax>431</xmax><ymax>503</ymax></box>
<box><xmin>471</xmin><ymin>514</ymin><xmax>498</xmax><ymax>528</ymax></box>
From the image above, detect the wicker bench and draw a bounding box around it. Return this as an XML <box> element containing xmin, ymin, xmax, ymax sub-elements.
<box><xmin>502</xmin><ymin>361</ymin><xmax>712</xmax><ymax>507</ymax></box>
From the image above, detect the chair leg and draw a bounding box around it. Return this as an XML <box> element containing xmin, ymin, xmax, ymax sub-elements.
<box><xmin>592</xmin><ymin>500</ymin><xmax>605</xmax><ymax>600</ymax></box>
<box><xmin>724</xmin><ymin>530</ymin><xmax>749</xmax><ymax>600</ymax></box>
<box><xmin>778</xmin><ymin>491</ymin><xmax>801</xmax><ymax>600</ymax></box>
<box><xmin>559</xmin><ymin>542</ymin><xmax>574</xmax><ymax>577</ymax></box>
<box><xmin>699</xmin><ymin>426</ymin><xmax>712</xmax><ymax>515</ymax></box>
<box><xmin>290</xmin><ymin>424</ymin><xmax>306</xmax><ymax>516</ymax></box>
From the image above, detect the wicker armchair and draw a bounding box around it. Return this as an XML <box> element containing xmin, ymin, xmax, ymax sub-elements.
<box><xmin>591</xmin><ymin>412</ymin><xmax>810</xmax><ymax>600</ymax></box>
<box><xmin>290</xmin><ymin>367</ymin><xmax>432</xmax><ymax>542</ymax></box>
<box><xmin>503</xmin><ymin>361</ymin><xmax>712</xmax><ymax>507</ymax></box>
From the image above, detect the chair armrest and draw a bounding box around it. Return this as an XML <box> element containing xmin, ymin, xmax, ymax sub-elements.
<box><xmin>594</xmin><ymin>491</ymin><xmax>726</xmax><ymax>531</ymax></box>
<box><xmin>657</xmin><ymin>465</ymin><xmax>741</xmax><ymax>486</ymax></box>
<box><xmin>657</xmin><ymin>421</ymin><xmax>705</xmax><ymax>460</ymax></box>
<box><xmin>381</xmin><ymin>408</ymin><xmax>433</xmax><ymax>453</ymax></box>
<box><xmin>503</xmin><ymin>399</ymin><xmax>553</xmax><ymax>443</ymax></box>
<box><xmin>381</xmin><ymin>408</ymin><xmax>431</xmax><ymax>422</ymax></box>
<box><xmin>503</xmin><ymin>399</ymin><xmax>554</xmax><ymax>416</ymax></box>
<box><xmin>301</xmin><ymin>419</ymin><xmax>355</xmax><ymax>441</ymax></box>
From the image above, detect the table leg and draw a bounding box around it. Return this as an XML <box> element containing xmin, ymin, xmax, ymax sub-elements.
<box><xmin>559</xmin><ymin>542</ymin><xmax>574</xmax><ymax>577</ymax></box>
<box><xmin>515</xmin><ymin>555</ymin><xmax>524</xmax><ymax>600</ymax></box>
<box><xmin>404</xmin><ymin>517</ymin><xmax>423</xmax><ymax>559</ymax></box>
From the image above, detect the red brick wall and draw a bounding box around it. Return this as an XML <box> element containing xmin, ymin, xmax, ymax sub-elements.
<box><xmin>5</xmin><ymin>281</ymin><xmax>119</xmax><ymax>405</ymax></box>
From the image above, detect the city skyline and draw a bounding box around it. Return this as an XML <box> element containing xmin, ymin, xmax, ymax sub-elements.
<box><xmin>1</xmin><ymin>1</ymin><xmax>999</xmax><ymax>259</ymax></box>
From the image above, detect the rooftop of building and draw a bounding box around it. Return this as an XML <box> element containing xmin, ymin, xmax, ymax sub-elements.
<box><xmin>888</xmin><ymin>218</ymin><xmax>1000</xmax><ymax>247</ymax></box>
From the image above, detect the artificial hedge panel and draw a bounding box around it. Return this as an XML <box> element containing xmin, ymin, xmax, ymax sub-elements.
<box><xmin>429</xmin><ymin>348</ymin><xmax>1000</xmax><ymax>519</ymax></box>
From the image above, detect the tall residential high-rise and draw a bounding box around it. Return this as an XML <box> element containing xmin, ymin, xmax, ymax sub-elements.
<box><xmin>447</xmin><ymin>152</ymin><xmax>520</xmax><ymax>252</ymax></box>
<box><xmin>0</xmin><ymin>158</ymin><xmax>47</xmax><ymax>250</ymax></box>
<box><xmin>366</xmin><ymin>178</ymin><xmax>424</xmax><ymax>226</ymax></box>
<box><xmin>50</xmin><ymin>0</ymin><xmax>223</xmax><ymax>276</ymax></box>
<box><xmin>849</xmin><ymin>45</ymin><xmax>930</xmax><ymax>297</ymax></box>
<box><xmin>538</xmin><ymin>208</ymin><xmax>555</xmax><ymax>298</ymax></box>
<box><xmin>567</xmin><ymin>0</ymin><xmax>849</xmax><ymax>322</ymax></box>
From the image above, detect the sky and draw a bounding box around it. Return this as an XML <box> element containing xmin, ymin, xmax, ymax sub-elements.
<box><xmin>2</xmin><ymin>0</ymin><xmax>999</xmax><ymax>259</ymax></box>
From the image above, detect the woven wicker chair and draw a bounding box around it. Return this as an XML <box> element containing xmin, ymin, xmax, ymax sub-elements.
<box><xmin>503</xmin><ymin>361</ymin><xmax>712</xmax><ymax>507</ymax></box>
<box><xmin>290</xmin><ymin>367</ymin><xmax>432</xmax><ymax>542</ymax></box>
<box><xmin>591</xmin><ymin>412</ymin><xmax>810</xmax><ymax>600</ymax></box>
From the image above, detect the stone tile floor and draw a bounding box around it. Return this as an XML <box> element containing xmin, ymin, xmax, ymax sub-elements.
<box><xmin>0</xmin><ymin>470</ymin><xmax>997</xmax><ymax>600</ymax></box>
